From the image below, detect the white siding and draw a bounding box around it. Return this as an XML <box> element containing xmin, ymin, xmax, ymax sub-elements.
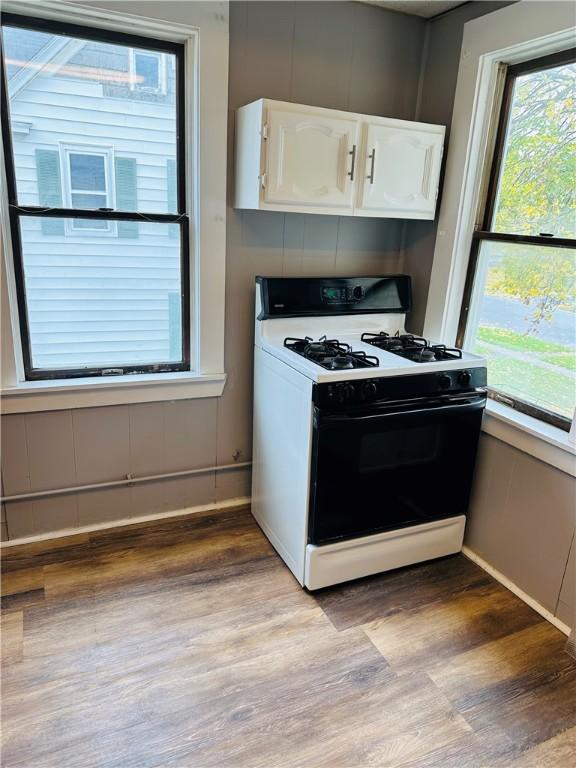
<box><xmin>10</xmin><ymin>69</ymin><xmax>183</xmax><ymax>370</ymax></box>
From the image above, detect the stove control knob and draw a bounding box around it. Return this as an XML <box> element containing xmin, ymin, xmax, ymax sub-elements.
<box><xmin>337</xmin><ymin>383</ymin><xmax>356</xmax><ymax>403</ymax></box>
<box><xmin>353</xmin><ymin>285</ymin><xmax>364</xmax><ymax>300</ymax></box>
<box><xmin>361</xmin><ymin>381</ymin><xmax>378</xmax><ymax>400</ymax></box>
<box><xmin>438</xmin><ymin>374</ymin><xmax>452</xmax><ymax>390</ymax></box>
<box><xmin>458</xmin><ymin>370</ymin><xmax>472</xmax><ymax>387</ymax></box>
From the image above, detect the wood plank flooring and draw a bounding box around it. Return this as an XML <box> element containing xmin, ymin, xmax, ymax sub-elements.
<box><xmin>1</xmin><ymin>506</ymin><xmax>575</xmax><ymax>768</ymax></box>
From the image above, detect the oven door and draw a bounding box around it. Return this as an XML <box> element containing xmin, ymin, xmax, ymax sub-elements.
<box><xmin>309</xmin><ymin>391</ymin><xmax>486</xmax><ymax>545</ymax></box>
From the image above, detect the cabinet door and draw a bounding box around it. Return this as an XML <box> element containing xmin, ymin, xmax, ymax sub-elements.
<box><xmin>357</xmin><ymin>122</ymin><xmax>444</xmax><ymax>219</ymax></box>
<box><xmin>263</xmin><ymin>106</ymin><xmax>359</xmax><ymax>212</ymax></box>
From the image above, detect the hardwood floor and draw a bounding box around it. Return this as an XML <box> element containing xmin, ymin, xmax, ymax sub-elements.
<box><xmin>1</xmin><ymin>506</ymin><xmax>575</xmax><ymax>768</ymax></box>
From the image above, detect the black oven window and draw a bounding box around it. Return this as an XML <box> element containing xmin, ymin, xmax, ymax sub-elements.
<box><xmin>359</xmin><ymin>425</ymin><xmax>442</xmax><ymax>472</ymax></box>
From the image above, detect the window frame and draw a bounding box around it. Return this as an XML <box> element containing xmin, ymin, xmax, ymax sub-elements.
<box><xmin>129</xmin><ymin>48</ymin><xmax>167</xmax><ymax>94</ymax></box>
<box><xmin>456</xmin><ymin>48</ymin><xmax>576</xmax><ymax>433</ymax></box>
<box><xmin>0</xmin><ymin>13</ymin><xmax>190</xmax><ymax>381</ymax></box>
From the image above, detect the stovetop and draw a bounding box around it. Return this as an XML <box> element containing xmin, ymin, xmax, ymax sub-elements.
<box><xmin>361</xmin><ymin>332</ymin><xmax>463</xmax><ymax>363</ymax></box>
<box><xmin>261</xmin><ymin>327</ymin><xmax>486</xmax><ymax>384</ymax></box>
<box><xmin>284</xmin><ymin>332</ymin><xmax>466</xmax><ymax>371</ymax></box>
<box><xmin>254</xmin><ymin>277</ymin><xmax>486</xmax><ymax>384</ymax></box>
<box><xmin>284</xmin><ymin>336</ymin><xmax>380</xmax><ymax>371</ymax></box>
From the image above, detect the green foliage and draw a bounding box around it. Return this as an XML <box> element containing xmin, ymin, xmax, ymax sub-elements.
<box><xmin>486</xmin><ymin>62</ymin><xmax>576</xmax><ymax>334</ymax></box>
<box><xmin>494</xmin><ymin>63</ymin><xmax>576</xmax><ymax>238</ymax></box>
<box><xmin>488</xmin><ymin>244</ymin><xmax>576</xmax><ymax>332</ymax></box>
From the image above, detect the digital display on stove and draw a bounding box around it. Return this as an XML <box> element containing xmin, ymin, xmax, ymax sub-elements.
<box><xmin>322</xmin><ymin>286</ymin><xmax>347</xmax><ymax>302</ymax></box>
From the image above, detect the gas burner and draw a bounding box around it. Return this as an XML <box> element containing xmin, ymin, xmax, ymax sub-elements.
<box><xmin>327</xmin><ymin>355</ymin><xmax>354</xmax><ymax>370</ymax></box>
<box><xmin>284</xmin><ymin>336</ymin><xmax>379</xmax><ymax>370</ymax></box>
<box><xmin>361</xmin><ymin>332</ymin><xmax>463</xmax><ymax>363</ymax></box>
<box><xmin>429</xmin><ymin>344</ymin><xmax>463</xmax><ymax>361</ymax></box>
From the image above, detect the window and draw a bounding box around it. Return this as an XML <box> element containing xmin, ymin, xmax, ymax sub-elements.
<box><xmin>1</xmin><ymin>15</ymin><xmax>188</xmax><ymax>379</ymax></box>
<box><xmin>458</xmin><ymin>50</ymin><xmax>576</xmax><ymax>431</ymax></box>
<box><xmin>129</xmin><ymin>49</ymin><xmax>166</xmax><ymax>93</ymax></box>
<box><xmin>62</xmin><ymin>146</ymin><xmax>114</xmax><ymax>233</ymax></box>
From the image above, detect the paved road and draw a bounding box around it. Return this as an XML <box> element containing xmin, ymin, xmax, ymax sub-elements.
<box><xmin>480</xmin><ymin>295</ymin><xmax>575</xmax><ymax>346</ymax></box>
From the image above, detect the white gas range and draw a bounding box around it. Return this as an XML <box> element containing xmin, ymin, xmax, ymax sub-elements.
<box><xmin>251</xmin><ymin>276</ymin><xmax>487</xmax><ymax>590</ymax></box>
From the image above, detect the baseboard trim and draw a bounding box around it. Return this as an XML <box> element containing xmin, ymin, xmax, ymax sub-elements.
<box><xmin>462</xmin><ymin>545</ymin><xmax>571</xmax><ymax>636</ymax></box>
<box><xmin>0</xmin><ymin>496</ymin><xmax>251</xmax><ymax>548</ymax></box>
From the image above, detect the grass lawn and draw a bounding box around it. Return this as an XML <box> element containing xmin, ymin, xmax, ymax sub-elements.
<box><xmin>541</xmin><ymin>353</ymin><xmax>576</xmax><ymax>372</ymax></box>
<box><xmin>475</xmin><ymin>342</ymin><xmax>575</xmax><ymax>417</ymax></box>
<box><xmin>474</xmin><ymin>326</ymin><xmax>575</xmax><ymax>418</ymax></box>
<box><xmin>477</xmin><ymin>327</ymin><xmax>575</xmax><ymax>372</ymax></box>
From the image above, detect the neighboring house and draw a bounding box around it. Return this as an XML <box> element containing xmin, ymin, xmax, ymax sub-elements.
<box><xmin>4</xmin><ymin>26</ymin><xmax>181</xmax><ymax>369</ymax></box>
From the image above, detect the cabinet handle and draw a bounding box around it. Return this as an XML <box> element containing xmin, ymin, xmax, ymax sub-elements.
<box><xmin>367</xmin><ymin>148</ymin><xmax>376</xmax><ymax>184</ymax></box>
<box><xmin>348</xmin><ymin>144</ymin><xmax>356</xmax><ymax>181</ymax></box>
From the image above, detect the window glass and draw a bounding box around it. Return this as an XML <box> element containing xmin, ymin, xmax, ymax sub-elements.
<box><xmin>467</xmin><ymin>240</ymin><xmax>576</xmax><ymax>420</ymax></box>
<box><xmin>69</xmin><ymin>154</ymin><xmax>106</xmax><ymax>192</ymax></box>
<box><xmin>3</xmin><ymin>25</ymin><xmax>178</xmax><ymax>214</ymax></box>
<box><xmin>19</xmin><ymin>217</ymin><xmax>183</xmax><ymax>370</ymax></box>
<box><xmin>71</xmin><ymin>193</ymin><xmax>108</xmax><ymax>210</ymax></box>
<box><xmin>70</xmin><ymin>208</ymin><xmax>109</xmax><ymax>230</ymax></box>
<box><xmin>492</xmin><ymin>61</ymin><xmax>576</xmax><ymax>238</ymax></box>
<box><xmin>67</xmin><ymin>153</ymin><xmax>110</xmax><ymax>228</ymax></box>
<box><xmin>135</xmin><ymin>52</ymin><xmax>160</xmax><ymax>89</ymax></box>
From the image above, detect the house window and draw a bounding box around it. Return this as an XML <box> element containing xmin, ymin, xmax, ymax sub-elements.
<box><xmin>1</xmin><ymin>16</ymin><xmax>188</xmax><ymax>380</ymax></box>
<box><xmin>62</xmin><ymin>147</ymin><xmax>114</xmax><ymax>233</ymax></box>
<box><xmin>129</xmin><ymin>49</ymin><xmax>166</xmax><ymax>93</ymax></box>
<box><xmin>458</xmin><ymin>49</ymin><xmax>576</xmax><ymax>432</ymax></box>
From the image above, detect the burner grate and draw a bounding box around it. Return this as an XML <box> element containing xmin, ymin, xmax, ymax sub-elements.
<box><xmin>284</xmin><ymin>336</ymin><xmax>379</xmax><ymax>370</ymax></box>
<box><xmin>361</xmin><ymin>332</ymin><xmax>463</xmax><ymax>363</ymax></box>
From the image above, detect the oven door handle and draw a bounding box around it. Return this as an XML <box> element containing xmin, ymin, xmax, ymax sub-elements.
<box><xmin>320</xmin><ymin>393</ymin><xmax>487</xmax><ymax>423</ymax></box>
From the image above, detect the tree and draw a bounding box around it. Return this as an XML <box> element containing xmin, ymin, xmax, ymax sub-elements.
<box><xmin>487</xmin><ymin>61</ymin><xmax>576</xmax><ymax>333</ymax></box>
<box><xmin>494</xmin><ymin>63</ymin><xmax>576</xmax><ymax>238</ymax></box>
<box><xmin>490</xmin><ymin>244</ymin><xmax>575</xmax><ymax>334</ymax></box>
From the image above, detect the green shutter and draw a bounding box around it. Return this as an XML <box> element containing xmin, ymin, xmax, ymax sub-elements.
<box><xmin>35</xmin><ymin>149</ymin><xmax>64</xmax><ymax>235</ymax></box>
<box><xmin>114</xmin><ymin>157</ymin><xmax>138</xmax><ymax>238</ymax></box>
<box><xmin>168</xmin><ymin>291</ymin><xmax>182</xmax><ymax>360</ymax></box>
<box><xmin>166</xmin><ymin>158</ymin><xmax>178</xmax><ymax>239</ymax></box>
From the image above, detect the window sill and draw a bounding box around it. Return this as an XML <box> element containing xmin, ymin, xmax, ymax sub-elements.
<box><xmin>482</xmin><ymin>400</ymin><xmax>575</xmax><ymax>477</ymax></box>
<box><xmin>0</xmin><ymin>371</ymin><xmax>227</xmax><ymax>414</ymax></box>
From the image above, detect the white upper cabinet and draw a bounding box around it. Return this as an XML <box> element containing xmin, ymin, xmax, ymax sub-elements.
<box><xmin>234</xmin><ymin>99</ymin><xmax>445</xmax><ymax>220</ymax></box>
<box><xmin>356</xmin><ymin>121</ymin><xmax>444</xmax><ymax>218</ymax></box>
<box><xmin>264</xmin><ymin>107</ymin><xmax>359</xmax><ymax>211</ymax></box>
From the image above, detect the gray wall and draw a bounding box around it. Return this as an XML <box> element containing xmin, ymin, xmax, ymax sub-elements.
<box><xmin>1</xmin><ymin>1</ymin><xmax>426</xmax><ymax>540</ymax></box>
<box><xmin>405</xmin><ymin>0</ymin><xmax>574</xmax><ymax>631</ymax></box>
<box><xmin>2</xmin><ymin>4</ymin><xmax>572</xmax><ymax>636</ymax></box>
<box><xmin>403</xmin><ymin>0</ymin><xmax>512</xmax><ymax>334</ymax></box>
<box><xmin>466</xmin><ymin>436</ymin><xmax>575</xmax><ymax>628</ymax></box>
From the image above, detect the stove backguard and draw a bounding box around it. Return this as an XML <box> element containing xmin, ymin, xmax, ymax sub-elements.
<box><xmin>257</xmin><ymin>275</ymin><xmax>412</xmax><ymax>319</ymax></box>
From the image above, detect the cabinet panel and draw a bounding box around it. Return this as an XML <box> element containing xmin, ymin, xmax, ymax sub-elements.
<box><xmin>234</xmin><ymin>100</ymin><xmax>446</xmax><ymax>219</ymax></box>
<box><xmin>264</xmin><ymin>106</ymin><xmax>359</xmax><ymax>211</ymax></box>
<box><xmin>357</xmin><ymin>122</ymin><xmax>444</xmax><ymax>219</ymax></box>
